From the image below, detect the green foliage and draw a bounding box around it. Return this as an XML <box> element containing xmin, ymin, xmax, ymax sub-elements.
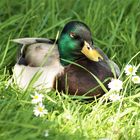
<box><xmin>0</xmin><ymin>0</ymin><xmax>140</xmax><ymax>139</ymax></box>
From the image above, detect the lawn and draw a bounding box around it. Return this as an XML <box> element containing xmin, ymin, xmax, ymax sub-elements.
<box><xmin>0</xmin><ymin>0</ymin><xmax>140</xmax><ymax>139</ymax></box>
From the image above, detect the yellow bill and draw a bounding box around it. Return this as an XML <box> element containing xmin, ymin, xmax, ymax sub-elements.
<box><xmin>81</xmin><ymin>41</ymin><xmax>103</xmax><ymax>62</ymax></box>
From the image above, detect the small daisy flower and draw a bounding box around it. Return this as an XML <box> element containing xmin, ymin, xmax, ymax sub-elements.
<box><xmin>31</xmin><ymin>92</ymin><xmax>44</xmax><ymax>104</ymax></box>
<box><xmin>109</xmin><ymin>94</ymin><xmax>122</xmax><ymax>102</ymax></box>
<box><xmin>108</xmin><ymin>117</ymin><xmax>115</xmax><ymax>123</ymax></box>
<box><xmin>44</xmin><ymin>130</ymin><xmax>49</xmax><ymax>137</ymax></box>
<box><xmin>64</xmin><ymin>113</ymin><xmax>72</xmax><ymax>120</ymax></box>
<box><xmin>124</xmin><ymin>64</ymin><xmax>137</xmax><ymax>76</ymax></box>
<box><xmin>63</xmin><ymin>111</ymin><xmax>72</xmax><ymax>120</ymax></box>
<box><xmin>132</xmin><ymin>75</ymin><xmax>140</xmax><ymax>84</ymax></box>
<box><xmin>33</xmin><ymin>103</ymin><xmax>48</xmax><ymax>117</ymax></box>
<box><xmin>108</xmin><ymin>79</ymin><xmax>123</xmax><ymax>92</ymax></box>
<box><xmin>99</xmin><ymin>138</ymin><xmax>111</xmax><ymax>140</ymax></box>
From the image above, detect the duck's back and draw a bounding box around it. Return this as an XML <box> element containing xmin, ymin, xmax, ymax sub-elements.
<box><xmin>12</xmin><ymin>38</ymin><xmax>64</xmax><ymax>90</ymax></box>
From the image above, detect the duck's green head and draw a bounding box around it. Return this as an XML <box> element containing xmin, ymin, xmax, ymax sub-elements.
<box><xmin>58</xmin><ymin>21</ymin><xmax>103</xmax><ymax>66</ymax></box>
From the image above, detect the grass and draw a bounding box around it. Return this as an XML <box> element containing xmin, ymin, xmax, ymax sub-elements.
<box><xmin>0</xmin><ymin>0</ymin><xmax>140</xmax><ymax>139</ymax></box>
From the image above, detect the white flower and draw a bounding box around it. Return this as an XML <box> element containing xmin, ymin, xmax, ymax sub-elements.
<box><xmin>44</xmin><ymin>130</ymin><xmax>49</xmax><ymax>137</ymax></box>
<box><xmin>33</xmin><ymin>103</ymin><xmax>48</xmax><ymax>117</ymax></box>
<box><xmin>99</xmin><ymin>138</ymin><xmax>111</xmax><ymax>140</ymax></box>
<box><xmin>31</xmin><ymin>92</ymin><xmax>44</xmax><ymax>104</ymax></box>
<box><xmin>64</xmin><ymin>113</ymin><xmax>72</xmax><ymax>120</ymax></box>
<box><xmin>108</xmin><ymin>79</ymin><xmax>123</xmax><ymax>92</ymax></box>
<box><xmin>132</xmin><ymin>75</ymin><xmax>140</xmax><ymax>84</ymax></box>
<box><xmin>63</xmin><ymin>111</ymin><xmax>72</xmax><ymax>120</ymax></box>
<box><xmin>108</xmin><ymin>117</ymin><xmax>115</xmax><ymax>123</ymax></box>
<box><xmin>124</xmin><ymin>64</ymin><xmax>137</xmax><ymax>76</ymax></box>
<box><xmin>109</xmin><ymin>94</ymin><xmax>122</xmax><ymax>102</ymax></box>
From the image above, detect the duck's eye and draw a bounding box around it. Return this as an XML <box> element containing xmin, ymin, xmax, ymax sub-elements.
<box><xmin>87</xmin><ymin>46</ymin><xmax>90</xmax><ymax>50</ymax></box>
<box><xmin>70</xmin><ymin>32</ymin><xmax>76</xmax><ymax>38</ymax></box>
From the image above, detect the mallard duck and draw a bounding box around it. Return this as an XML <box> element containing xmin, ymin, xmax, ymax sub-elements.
<box><xmin>13</xmin><ymin>21</ymin><xmax>120</xmax><ymax>97</ymax></box>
